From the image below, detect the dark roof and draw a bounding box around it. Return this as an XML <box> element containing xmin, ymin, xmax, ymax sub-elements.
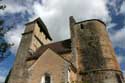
<box><xmin>27</xmin><ymin>39</ymin><xmax>71</xmax><ymax>60</ymax></box>
<box><xmin>26</xmin><ymin>39</ymin><xmax>77</xmax><ymax>72</ymax></box>
<box><xmin>26</xmin><ymin>17</ymin><xmax>52</xmax><ymax>40</ymax></box>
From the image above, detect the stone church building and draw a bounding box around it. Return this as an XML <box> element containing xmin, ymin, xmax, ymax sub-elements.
<box><xmin>7</xmin><ymin>16</ymin><xmax>124</xmax><ymax>83</ymax></box>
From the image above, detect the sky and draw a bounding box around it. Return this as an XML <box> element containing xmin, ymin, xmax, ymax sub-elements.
<box><xmin>0</xmin><ymin>0</ymin><xmax>125</xmax><ymax>82</ymax></box>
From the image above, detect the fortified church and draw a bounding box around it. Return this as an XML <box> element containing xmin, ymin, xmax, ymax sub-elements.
<box><xmin>7</xmin><ymin>16</ymin><xmax>125</xmax><ymax>83</ymax></box>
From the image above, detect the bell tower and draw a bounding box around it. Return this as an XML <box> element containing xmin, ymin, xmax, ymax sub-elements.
<box><xmin>7</xmin><ymin>17</ymin><xmax>52</xmax><ymax>83</ymax></box>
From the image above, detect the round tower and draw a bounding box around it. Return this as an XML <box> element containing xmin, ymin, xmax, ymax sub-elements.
<box><xmin>70</xmin><ymin>16</ymin><xmax>124</xmax><ymax>83</ymax></box>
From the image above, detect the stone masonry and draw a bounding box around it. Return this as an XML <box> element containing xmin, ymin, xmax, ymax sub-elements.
<box><xmin>7</xmin><ymin>16</ymin><xmax>125</xmax><ymax>83</ymax></box>
<box><xmin>70</xmin><ymin>16</ymin><xmax>124</xmax><ymax>83</ymax></box>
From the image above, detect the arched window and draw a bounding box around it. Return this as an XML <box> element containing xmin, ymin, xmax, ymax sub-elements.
<box><xmin>41</xmin><ymin>73</ymin><xmax>51</xmax><ymax>83</ymax></box>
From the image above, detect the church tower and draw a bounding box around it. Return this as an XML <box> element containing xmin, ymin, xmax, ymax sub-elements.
<box><xmin>7</xmin><ymin>18</ymin><xmax>52</xmax><ymax>83</ymax></box>
<box><xmin>70</xmin><ymin>16</ymin><xmax>124</xmax><ymax>83</ymax></box>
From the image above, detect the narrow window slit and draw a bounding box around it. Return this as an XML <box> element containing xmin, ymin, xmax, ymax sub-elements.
<box><xmin>80</xmin><ymin>24</ymin><xmax>84</xmax><ymax>29</ymax></box>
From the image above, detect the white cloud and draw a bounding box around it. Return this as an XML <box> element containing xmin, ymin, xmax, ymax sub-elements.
<box><xmin>33</xmin><ymin>0</ymin><xmax>111</xmax><ymax>41</ymax></box>
<box><xmin>107</xmin><ymin>23</ymin><xmax>117</xmax><ymax>29</ymax></box>
<box><xmin>0</xmin><ymin>2</ymin><xmax>24</xmax><ymax>14</ymax></box>
<box><xmin>0</xmin><ymin>0</ymin><xmax>35</xmax><ymax>15</ymax></box>
<box><xmin>1</xmin><ymin>0</ymin><xmax>125</xmax><ymax>80</ymax></box>
<box><xmin>5</xmin><ymin>26</ymin><xmax>25</xmax><ymax>54</ymax></box>
<box><xmin>0</xmin><ymin>75</ymin><xmax>5</xmax><ymax>83</ymax></box>
<box><xmin>2</xmin><ymin>0</ymin><xmax>111</xmax><ymax>54</ymax></box>
<box><xmin>4</xmin><ymin>4</ymin><xmax>27</xmax><ymax>14</ymax></box>
<box><xmin>0</xmin><ymin>67</ymin><xmax>8</xmax><ymax>83</ymax></box>
<box><xmin>120</xmin><ymin>1</ymin><xmax>125</xmax><ymax>14</ymax></box>
<box><xmin>117</xmin><ymin>55</ymin><xmax>125</xmax><ymax>65</ymax></box>
<box><xmin>110</xmin><ymin>27</ymin><xmax>125</xmax><ymax>48</ymax></box>
<box><xmin>106</xmin><ymin>0</ymin><xmax>122</xmax><ymax>15</ymax></box>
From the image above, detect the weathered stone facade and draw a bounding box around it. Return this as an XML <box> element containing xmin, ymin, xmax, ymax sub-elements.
<box><xmin>28</xmin><ymin>49</ymin><xmax>70</xmax><ymax>83</ymax></box>
<box><xmin>70</xmin><ymin>16</ymin><xmax>124</xmax><ymax>83</ymax></box>
<box><xmin>7</xmin><ymin>17</ymin><xmax>124</xmax><ymax>83</ymax></box>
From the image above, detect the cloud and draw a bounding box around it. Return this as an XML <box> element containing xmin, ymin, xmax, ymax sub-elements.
<box><xmin>1</xmin><ymin>0</ymin><xmax>125</xmax><ymax>80</ymax></box>
<box><xmin>117</xmin><ymin>55</ymin><xmax>123</xmax><ymax>64</ymax></box>
<box><xmin>0</xmin><ymin>0</ymin><xmax>35</xmax><ymax>16</ymax></box>
<box><xmin>5</xmin><ymin>26</ymin><xmax>25</xmax><ymax>54</ymax></box>
<box><xmin>3</xmin><ymin>4</ymin><xmax>27</xmax><ymax>14</ymax></box>
<box><xmin>33</xmin><ymin>0</ymin><xmax>111</xmax><ymax>41</ymax></box>
<box><xmin>0</xmin><ymin>75</ymin><xmax>5</xmax><ymax>83</ymax></box>
<box><xmin>2</xmin><ymin>0</ymin><xmax>111</xmax><ymax>54</ymax></box>
<box><xmin>110</xmin><ymin>27</ymin><xmax>125</xmax><ymax>48</ymax></box>
<box><xmin>106</xmin><ymin>0</ymin><xmax>123</xmax><ymax>14</ymax></box>
<box><xmin>0</xmin><ymin>1</ymin><xmax>25</xmax><ymax>14</ymax></box>
<box><xmin>0</xmin><ymin>67</ymin><xmax>8</xmax><ymax>82</ymax></box>
<box><xmin>117</xmin><ymin>54</ymin><xmax>125</xmax><ymax>65</ymax></box>
<box><xmin>107</xmin><ymin>23</ymin><xmax>117</xmax><ymax>29</ymax></box>
<box><xmin>120</xmin><ymin>1</ymin><xmax>125</xmax><ymax>14</ymax></box>
<box><xmin>0</xmin><ymin>68</ymin><xmax>7</xmax><ymax>76</ymax></box>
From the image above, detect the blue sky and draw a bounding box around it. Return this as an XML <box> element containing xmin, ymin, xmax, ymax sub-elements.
<box><xmin>0</xmin><ymin>0</ymin><xmax>125</xmax><ymax>82</ymax></box>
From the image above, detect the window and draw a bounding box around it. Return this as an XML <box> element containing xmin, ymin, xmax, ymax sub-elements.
<box><xmin>80</xmin><ymin>24</ymin><xmax>84</xmax><ymax>29</ymax></box>
<box><xmin>41</xmin><ymin>73</ymin><xmax>51</xmax><ymax>83</ymax></box>
<box><xmin>45</xmin><ymin>73</ymin><xmax>51</xmax><ymax>83</ymax></box>
<box><xmin>68</xmin><ymin>70</ymin><xmax>71</xmax><ymax>83</ymax></box>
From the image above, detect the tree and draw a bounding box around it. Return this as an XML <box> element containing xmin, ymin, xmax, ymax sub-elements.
<box><xmin>0</xmin><ymin>0</ymin><xmax>14</xmax><ymax>62</ymax></box>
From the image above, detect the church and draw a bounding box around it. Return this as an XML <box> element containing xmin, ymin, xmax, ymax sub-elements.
<box><xmin>7</xmin><ymin>16</ymin><xmax>124</xmax><ymax>83</ymax></box>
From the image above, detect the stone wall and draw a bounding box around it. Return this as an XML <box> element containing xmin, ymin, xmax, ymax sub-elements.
<box><xmin>7</xmin><ymin>23</ymin><xmax>35</xmax><ymax>83</ymax></box>
<box><xmin>7</xmin><ymin>20</ymin><xmax>51</xmax><ymax>83</ymax></box>
<box><xmin>28</xmin><ymin>49</ymin><xmax>69</xmax><ymax>83</ymax></box>
<box><xmin>70</xmin><ymin>17</ymin><xmax>123</xmax><ymax>83</ymax></box>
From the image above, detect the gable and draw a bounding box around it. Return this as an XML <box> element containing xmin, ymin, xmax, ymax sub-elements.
<box><xmin>27</xmin><ymin>48</ymin><xmax>71</xmax><ymax>83</ymax></box>
<box><xmin>28</xmin><ymin>48</ymin><xmax>66</xmax><ymax>71</ymax></box>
